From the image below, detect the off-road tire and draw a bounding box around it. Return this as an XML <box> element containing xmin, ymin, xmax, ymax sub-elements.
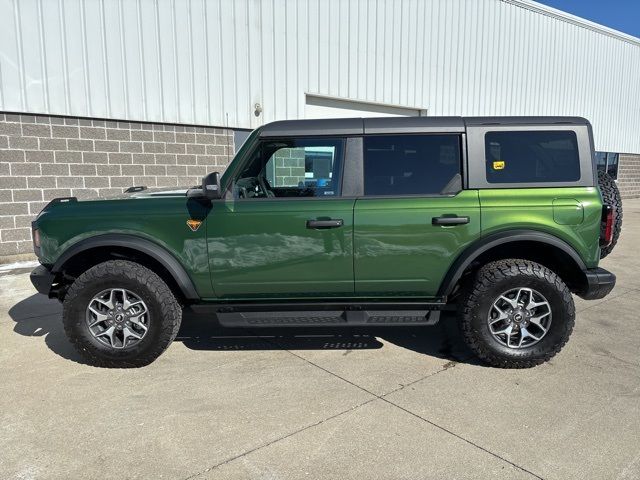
<box><xmin>597</xmin><ymin>170</ymin><xmax>623</xmax><ymax>259</ymax></box>
<box><xmin>459</xmin><ymin>259</ymin><xmax>575</xmax><ymax>368</ymax></box>
<box><xmin>63</xmin><ymin>260</ymin><xmax>182</xmax><ymax>368</ymax></box>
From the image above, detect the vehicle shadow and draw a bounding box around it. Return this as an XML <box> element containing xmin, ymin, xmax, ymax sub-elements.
<box><xmin>9</xmin><ymin>294</ymin><xmax>478</xmax><ymax>366</ymax></box>
<box><xmin>9</xmin><ymin>293</ymin><xmax>85</xmax><ymax>364</ymax></box>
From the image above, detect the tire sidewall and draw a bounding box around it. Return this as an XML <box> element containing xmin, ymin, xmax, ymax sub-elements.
<box><xmin>468</xmin><ymin>272</ymin><xmax>573</xmax><ymax>361</ymax></box>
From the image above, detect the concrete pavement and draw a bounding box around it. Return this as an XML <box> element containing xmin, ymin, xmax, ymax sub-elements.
<box><xmin>1</xmin><ymin>201</ymin><xmax>639</xmax><ymax>480</ymax></box>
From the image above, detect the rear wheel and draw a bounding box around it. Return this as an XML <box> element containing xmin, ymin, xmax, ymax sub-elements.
<box><xmin>62</xmin><ymin>260</ymin><xmax>182</xmax><ymax>367</ymax></box>
<box><xmin>458</xmin><ymin>259</ymin><xmax>574</xmax><ymax>368</ymax></box>
<box><xmin>597</xmin><ymin>170</ymin><xmax>623</xmax><ymax>259</ymax></box>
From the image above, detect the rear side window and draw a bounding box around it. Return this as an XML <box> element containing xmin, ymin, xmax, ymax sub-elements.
<box><xmin>363</xmin><ymin>134</ymin><xmax>461</xmax><ymax>196</ymax></box>
<box><xmin>485</xmin><ymin>131</ymin><xmax>580</xmax><ymax>184</ymax></box>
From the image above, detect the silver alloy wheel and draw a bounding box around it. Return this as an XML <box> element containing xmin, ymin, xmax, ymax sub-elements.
<box><xmin>487</xmin><ymin>287</ymin><xmax>552</xmax><ymax>349</ymax></box>
<box><xmin>86</xmin><ymin>288</ymin><xmax>150</xmax><ymax>349</ymax></box>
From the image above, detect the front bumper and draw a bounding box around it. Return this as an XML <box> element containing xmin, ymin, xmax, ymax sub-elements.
<box><xmin>579</xmin><ymin>267</ymin><xmax>616</xmax><ymax>300</ymax></box>
<box><xmin>30</xmin><ymin>265</ymin><xmax>55</xmax><ymax>296</ymax></box>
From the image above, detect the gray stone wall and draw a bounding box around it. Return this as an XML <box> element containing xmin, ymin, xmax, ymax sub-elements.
<box><xmin>0</xmin><ymin>112</ymin><xmax>233</xmax><ymax>258</ymax></box>
<box><xmin>618</xmin><ymin>154</ymin><xmax>640</xmax><ymax>199</ymax></box>
<box><xmin>269</xmin><ymin>148</ymin><xmax>306</xmax><ymax>187</ymax></box>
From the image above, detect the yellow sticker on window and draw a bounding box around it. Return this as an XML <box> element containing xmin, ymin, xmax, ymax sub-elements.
<box><xmin>492</xmin><ymin>160</ymin><xmax>505</xmax><ymax>170</ymax></box>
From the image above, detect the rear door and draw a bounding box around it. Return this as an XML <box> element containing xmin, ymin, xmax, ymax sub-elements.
<box><xmin>353</xmin><ymin>132</ymin><xmax>481</xmax><ymax>298</ymax></box>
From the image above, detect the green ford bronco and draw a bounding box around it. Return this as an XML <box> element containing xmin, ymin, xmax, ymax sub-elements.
<box><xmin>30</xmin><ymin>116</ymin><xmax>621</xmax><ymax>368</ymax></box>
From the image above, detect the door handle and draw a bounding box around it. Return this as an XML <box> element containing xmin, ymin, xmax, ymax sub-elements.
<box><xmin>432</xmin><ymin>215</ymin><xmax>470</xmax><ymax>226</ymax></box>
<box><xmin>306</xmin><ymin>219</ymin><xmax>344</xmax><ymax>229</ymax></box>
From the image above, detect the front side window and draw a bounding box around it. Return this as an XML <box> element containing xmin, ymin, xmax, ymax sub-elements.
<box><xmin>233</xmin><ymin>138</ymin><xmax>344</xmax><ymax>198</ymax></box>
<box><xmin>485</xmin><ymin>130</ymin><xmax>581</xmax><ymax>184</ymax></box>
<box><xmin>363</xmin><ymin>134</ymin><xmax>461</xmax><ymax>196</ymax></box>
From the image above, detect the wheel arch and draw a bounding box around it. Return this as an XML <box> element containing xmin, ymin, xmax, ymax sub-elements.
<box><xmin>52</xmin><ymin>234</ymin><xmax>199</xmax><ymax>301</ymax></box>
<box><xmin>439</xmin><ymin>230</ymin><xmax>588</xmax><ymax>298</ymax></box>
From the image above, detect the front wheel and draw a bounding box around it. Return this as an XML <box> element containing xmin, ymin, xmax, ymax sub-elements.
<box><xmin>458</xmin><ymin>259</ymin><xmax>575</xmax><ymax>368</ymax></box>
<box><xmin>62</xmin><ymin>260</ymin><xmax>182</xmax><ymax>367</ymax></box>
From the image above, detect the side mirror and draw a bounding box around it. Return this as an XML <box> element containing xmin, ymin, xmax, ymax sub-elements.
<box><xmin>186</xmin><ymin>172</ymin><xmax>221</xmax><ymax>200</ymax></box>
<box><xmin>202</xmin><ymin>172</ymin><xmax>221</xmax><ymax>199</ymax></box>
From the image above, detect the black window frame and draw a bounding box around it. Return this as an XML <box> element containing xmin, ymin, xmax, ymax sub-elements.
<box><xmin>229</xmin><ymin>135</ymin><xmax>348</xmax><ymax>201</ymax></box>
<box><xmin>361</xmin><ymin>133</ymin><xmax>464</xmax><ymax>198</ymax></box>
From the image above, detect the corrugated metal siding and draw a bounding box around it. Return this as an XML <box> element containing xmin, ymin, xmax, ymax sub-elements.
<box><xmin>1</xmin><ymin>0</ymin><xmax>639</xmax><ymax>153</ymax></box>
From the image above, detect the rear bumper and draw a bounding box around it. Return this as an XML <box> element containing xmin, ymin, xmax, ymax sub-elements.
<box><xmin>579</xmin><ymin>267</ymin><xmax>616</xmax><ymax>300</ymax></box>
<box><xmin>30</xmin><ymin>265</ymin><xmax>55</xmax><ymax>296</ymax></box>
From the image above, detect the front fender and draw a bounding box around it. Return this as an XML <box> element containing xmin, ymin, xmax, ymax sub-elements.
<box><xmin>52</xmin><ymin>234</ymin><xmax>200</xmax><ymax>300</ymax></box>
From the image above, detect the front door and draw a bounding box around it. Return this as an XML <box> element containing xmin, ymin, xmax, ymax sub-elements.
<box><xmin>354</xmin><ymin>133</ymin><xmax>481</xmax><ymax>298</ymax></box>
<box><xmin>208</xmin><ymin>136</ymin><xmax>354</xmax><ymax>299</ymax></box>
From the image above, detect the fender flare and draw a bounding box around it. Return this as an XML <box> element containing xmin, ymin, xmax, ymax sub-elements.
<box><xmin>438</xmin><ymin>229</ymin><xmax>588</xmax><ymax>297</ymax></box>
<box><xmin>52</xmin><ymin>234</ymin><xmax>200</xmax><ymax>300</ymax></box>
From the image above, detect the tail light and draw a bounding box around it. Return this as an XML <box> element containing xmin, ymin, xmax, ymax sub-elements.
<box><xmin>600</xmin><ymin>205</ymin><xmax>615</xmax><ymax>247</ymax></box>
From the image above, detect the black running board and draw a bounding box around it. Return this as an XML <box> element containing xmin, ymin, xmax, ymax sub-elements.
<box><xmin>191</xmin><ymin>301</ymin><xmax>445</xmax><ymax>327</ymax></box>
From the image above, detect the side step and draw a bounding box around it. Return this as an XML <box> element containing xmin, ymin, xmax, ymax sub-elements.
<box><xmin>191</xmin><ymin>302</ymin><xmax>445</xmax><ymax>328</ymax></box>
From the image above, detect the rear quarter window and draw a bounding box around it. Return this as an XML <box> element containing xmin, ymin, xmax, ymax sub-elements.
<box><xmin>485</xmin><ymin>131</ymin><xmax>580</xmax><ymax>184</ymax></box>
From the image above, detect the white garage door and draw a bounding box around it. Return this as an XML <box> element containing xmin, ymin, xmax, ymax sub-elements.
<box><xmin>305</xmin><ymin>94</ymin><xmax>426</xmax><ymax>119</ymax></box>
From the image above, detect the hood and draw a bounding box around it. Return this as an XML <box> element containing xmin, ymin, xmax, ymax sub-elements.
<box><xmin>34</xmin><ymin>185</ymin><xmax>198</xmax><ymax>221</ymax></box>
<box><xmin>87</xmin><ymin>186</ymin><xmax>193</xmax><ymax>201</ymax></box>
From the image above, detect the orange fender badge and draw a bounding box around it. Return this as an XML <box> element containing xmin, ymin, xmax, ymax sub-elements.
<box><xmin>186</xmin><ymin>219</ymin><xmax>202</xmax><ymax>232</ymax></box>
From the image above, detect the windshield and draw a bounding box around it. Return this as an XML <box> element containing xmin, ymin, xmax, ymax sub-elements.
<box><xmin>220</xmin><ymin>128</ymin><xmax>261</xmax><ymax>189</ymax></box>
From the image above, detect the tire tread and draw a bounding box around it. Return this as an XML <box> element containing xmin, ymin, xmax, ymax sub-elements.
<box><xmin>62</xmin><ymin>260</ymin><xmax>181</xmax><ymax>368</ymax></box>
<box><xmin>459</xmin><ymin>259</ymin><xmax>575</xmax><ymax>368</ymax></box>
<box><xmin>597</xmin><ymin>170</ymin><xmax>623</xmax><ymax>259</ymax></box>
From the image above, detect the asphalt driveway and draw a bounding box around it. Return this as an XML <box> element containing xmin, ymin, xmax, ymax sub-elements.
<box><xmin>1</xmin><ymin>200</ymin><xmax>639</xmax><ymax>480</ymax></box>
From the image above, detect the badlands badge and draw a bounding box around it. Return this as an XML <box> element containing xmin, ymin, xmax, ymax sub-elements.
<box><xmin>186</xmin><ymin>219</ymin><xmax>202</xmax><ymax>232</ymax></box>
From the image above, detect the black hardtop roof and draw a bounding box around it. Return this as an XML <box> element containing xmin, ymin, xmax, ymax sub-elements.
<box><xmin>258</xmin><ymin>116</ymin><xmax>590</xmax><ymax>137</ymax></box>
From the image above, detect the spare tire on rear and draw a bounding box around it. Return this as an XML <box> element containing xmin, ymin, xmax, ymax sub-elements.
<box><xmin>597</xmin><ymin>170</ymin><xmax>623</xmax><ymax>259</ymax></box>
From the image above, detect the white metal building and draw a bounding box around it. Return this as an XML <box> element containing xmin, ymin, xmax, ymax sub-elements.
<box><xmin>1</xmin><ymin>0</ymin><xmax>639</xmax><ymax>187</ymax></box>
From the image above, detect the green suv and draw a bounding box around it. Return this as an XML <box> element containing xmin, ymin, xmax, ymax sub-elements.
<box><xmin>30</xmin><ymin>116</ymin><xmax>620</xmax><ymax>368</ymax></box>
